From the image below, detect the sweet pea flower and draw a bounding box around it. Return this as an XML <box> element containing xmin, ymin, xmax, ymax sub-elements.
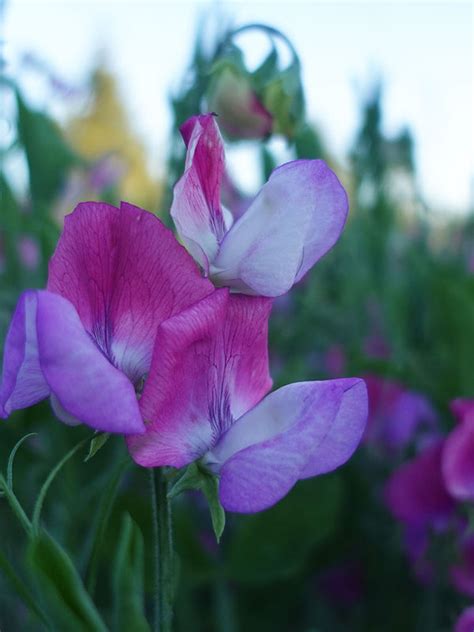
<box><xmin>454</xmin><ymin>607</ymin><xmax>474</xmax><ymax>632</ymax></box>
<box><xmin>384</xmin><ymin>441</ymin><xmax>455</xmax><ymax>529</ymax></box>
<box><xmin>128</xmin><ymin>289</ymin><xmax>367</xmax><ymax>513</ymax></box>
<box><xmin>171</xmin><ymin>114</ymin><xmax>348</xmax><ymax>297</ymax></box>
<box><xmin>207</xmin><ymin>67</ymin><xmax>273</xmax><ymax>141</ymax></box>
<box><xmin>364</xmin><ymin>375</ymin><xmax>438</xmax><ymax>454</ymax></box>
<box><xmin>0</xmin><ymin>201</ymin><xmax>213</xmax><ymax>433</ymax></box>
<box><xmin>443</xmin><ymin>399</ymin><xmax>474</xmax><ymax>501</ymax></box>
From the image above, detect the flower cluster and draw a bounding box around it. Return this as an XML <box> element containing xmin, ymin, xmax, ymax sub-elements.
<box><xmin>384</xmin><ymin>399</ymin><xmax>474</xmax><ymax>612</ymax></box>
<box><xmin>0</xmin><ymin>114</ymin><xmax>368</xmax><ymax>513</ymax></box>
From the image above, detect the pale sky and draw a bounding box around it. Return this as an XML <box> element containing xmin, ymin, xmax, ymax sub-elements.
<box><xmin>3</xmin><ymin>0</ymin><xmax>474</xmax><ymax>214</ymax></box>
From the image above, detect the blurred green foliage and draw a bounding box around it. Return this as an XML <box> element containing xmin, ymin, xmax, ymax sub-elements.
<box><xmin>0</xmin><ymin>19</ymin><xmax>473</xmax><ymax>632</ymax></box>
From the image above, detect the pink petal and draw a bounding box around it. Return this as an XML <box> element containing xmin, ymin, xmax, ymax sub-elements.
<box><xmin>451</xmin><ymin>398</ymin><xmax>474</xmax><ymax>425</ymax></box>
<box><xmin>212</xmin><ymin>160</ymin><xmax>348</xmax><ymax>296</ymax></box>
<box><xmin>442</xmin><ymin>419</ymin><xmax>474</xmax><ymax>501</ymax></box>
<box><xmin>0</xmin><ymin>290</ymin><xmax>144</xmax><ymax>434</ymax></box>
<box><xmin>171</xmin><ymin>115</ymin><xmax>227</xmax><ymax>270</ymax></box>
<box><xmin>48</xmin><ymin>201</ymin><xmax>213</xmax><ymax>385</ymax></box>
<box><xmin>217</xmin><ymin>379</ymin><xmax>366</xmax><ymax>513</ymax></box>
<box><xmin>127</xmin><ymin>291</ymin><xmax>272</xmax><ymax>468</ymax></box>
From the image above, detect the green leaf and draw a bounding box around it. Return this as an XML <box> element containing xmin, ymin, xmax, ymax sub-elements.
<box><xmin>16</xmin><ymin>89</ymin><xmax>81</xmax><ymax>205</ymax></box>
<box><xmin>200</xmin><ymin>474</ymin><xmax>226</xmax><ymax>544</ymax></box>
<box><xmin>226</xmin><ymin>474</ymin><xmax>343</xmax><ymax>582</ymax></box>
<box><xmin>0</xmin><ymin>549</ymin><xmax>51</xmax><ymax>628</ymax></box>
<box><xmin>84</xmin><ymin>433</ymin><xmax>111</xmax><ymax>462</ymax></box>
<box><xmin>7</xmin><ymin>432</ymin><xmax>37</xmax><ymax>491</ymax></box>
<box><xmin>32</xmin><ymin>437</ymin><xmax>88</xmax><ymax>533</ymax></box>
<box><xmin>113</xmin><ymin>514</ymin><xmax>150</xmax><ymax>632</ymax></box>
<box><xmin>168</xmin><ymin>463</ymin><xmax>226</xmax><ymax>542</ymax></box>
<box><xmin>252</xmin><ymin>45</ymin><xmax>278</xmax><ymax>86</ymax></box>
<box><xmin>0</xmin><ymin>473</ymin><xmax>32</xmax><ymax>535</ymax></box>
<box><xmin>28</xmin><ymin>530</ymin><xmax>108</xmax><ymax>632</ymax></box>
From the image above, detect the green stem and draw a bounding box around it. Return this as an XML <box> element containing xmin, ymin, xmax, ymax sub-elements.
<box><xmin>149</xmin><ymin>468</ymin><xmax>174</xmax><ymax>632</ymax></box>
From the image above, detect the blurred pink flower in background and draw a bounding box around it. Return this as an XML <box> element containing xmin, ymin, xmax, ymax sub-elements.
<box><xmin>443</xmin><ymin>399</ymin><xmax>474</xmax><ymax>501</ymax></box>
<box><xmin>454</xmin><ymin>606</ymin><xmax>474</xmax><ymax>632</ymax></box>
<box><xmin>17</xmin><ymin>235</ymin><xmax>40</xmax><ymax>270</ymax></box>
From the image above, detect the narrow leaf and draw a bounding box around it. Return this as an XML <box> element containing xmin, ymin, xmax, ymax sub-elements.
<box><xmin>29</xmin><ymin>530</ymin><xmax>108</xmax><ymax>632</ymax></box>
<box><xmin>0</xmin><ymin>549</ymin><xmax>51</xmax><ymax>627</ymax></box>
<box><xmin>113</xmin><ymin>514</ymin><xmax>150</xmax><ymax>632</ymax></box>
<box><xmin>84</xmin><ymin>433</ymin><xmax>111</xmax><ymax>462</ymax></box>
<box><xmin>7</xmin><ymin>432</ymin><xmax>37</xmax><ymax>490</ymax></box>
<box><xmin>32</xmin><ymin>438</ymin><xmax>88</xmax><ymax>533</ymax></box>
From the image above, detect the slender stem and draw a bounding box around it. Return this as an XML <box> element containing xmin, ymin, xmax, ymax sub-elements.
<box><xmin>149</xmin><ymin>468</ymin><xmax>174</xmax><ymax>632</ymax></box>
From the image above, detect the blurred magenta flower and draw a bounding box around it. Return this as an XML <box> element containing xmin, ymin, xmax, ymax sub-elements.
<box><xmin>454</xmin><ymin>607</ymin><xmax>474</xmax><ymax>632</ymax></box>
<box><xmin>171</xmin><ymin>114</ymin><xmax>348</xmax><ymax>297</ymax></box>
<box><xmin>0</xmin><ymin>202</ymin><xmax>213</xmax><ymax>433</ymax></box>
<box><xmin>442</xmin><ymin>399</ymin><xmax>474</xmax><ymax>501</ymax></box>
<box><xmin>18</xmin><ymin>235</ymin><xmax>40</xmax><ymax>271</ymax></box>
<box><xmin>324</xmin><ymin>344</ymin><xmax>347</xmax><ymax>378</ymax></box>
<box><xmin>317</xmin><ymin>560</ymin><xmax>365</xmax><ymax>607</ymax></box>
<box><xmin>128</xmin><ymin>289</ymin><xmax>367</xmax><ymax>512</ymax></box>
<box><xmin>384</xmin><ymin>441</ymin><xmax>455</xmax><ymax>528</ymax></box>
<box><xmin>207</xmin><ymin>67</ymin><xmax>273</xmax><ymax>140</ymax></box>
<box><xmin>364</xmin><ymin>375</ymin><xmax>438</xmax><ymax>454</ymax></box>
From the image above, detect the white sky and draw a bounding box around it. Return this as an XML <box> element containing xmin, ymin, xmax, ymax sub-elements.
<box><xmin>3</xmin><ymin>0</ymin><xmax>474</xmax><ymax>213</ymax></box>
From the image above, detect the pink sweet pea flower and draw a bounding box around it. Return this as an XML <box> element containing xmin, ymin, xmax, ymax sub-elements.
<box><xmin>128</xmin><ymin>290</ymin><xmax>367</xmax><ymax>513</ymax></box>
<box><xmin>0</xmin><ymin>201</ymin><xmax>213</xmax><ymax>434</ymax></box>
<box><xmin>171</xmin><ymin>114</ymin><xmax>348</xmax><ymax>297</ymax></box>
<box><xmin>442</xmin><ymin>399</ymin><xmax>474</xmax><ymax>501</ymax></box>
<box><xmin>384</xmin><ymin>441</ymin><xmax>456</xmax><ymax>528</ymax></box>
<box><xmin>454</xmin><ymin>607</ymin><xmax>474</xmax><ymax>632</ymax></box>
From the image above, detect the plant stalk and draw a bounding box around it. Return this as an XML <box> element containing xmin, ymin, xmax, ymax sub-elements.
<box><xmin>149</xmin><ymin>467</ymin><xmax>174</xmax><ymax>632</ymax></box>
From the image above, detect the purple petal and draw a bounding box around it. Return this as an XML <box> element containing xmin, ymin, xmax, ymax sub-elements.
<box><xmin>300</xmin><ymin>378</ymin><xmax>368</xmax><ymax>477</ymax></box>
<box><xmin>127</xmin><ymin>291</ymin><xmax>272</xmax><ymax>468</ymax></box>
<box><xmin>48</xmin><ymin>201</ymin><xmax>213</xmax><ymax>385</ymax></box>
<box><xmin>385</xmin><ymin>441</ymin><xmax>455</xmax><ymax>527</ymax></box>
<box><xmin>171</xmin><ymin>115</ymin><xmax>227</xmax><ymax>270</ymax></box>
<box><xmin>0</xmin><ymin>291</ymin><xmax>50</xmax><ymax>417</ymax></box>
<box><xmin>1</xmin><ymin>290</ymin><xmax>144</xmax><ymax>434</ymax></box>
<box><xmin>216</xmin><ymin>379</ymin><xmax>367</xmax><ymax>513</ymax></box>
<box><xmin>442</xmin><ymin>419</ymin><xmax>474</xmax><ymax>501</ymax></box>
<box><xmin>454</xmin><ymin>607</ymin><xmax>474</xmax><ymax>632</ymax></box>
<box><xmin>212</xmin><ymin>160</ymin><xmax>348</xmax><ymax>296</ymax></box>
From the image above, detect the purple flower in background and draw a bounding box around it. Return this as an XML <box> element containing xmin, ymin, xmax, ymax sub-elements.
<box><xmin>171</xmin><ymin>114</ymin><xmax>348</xmax><ymax>297</ymax></box>
<box><xmin>363</xmin><ymin>375</ymin><xmax>438</xmax><ymax>454</ymax></box>
<box><xmin>128</xmin><ymin>290</ymin><xmax>367</xmax><ymax>513</ymax></box>
<box><xmin>0</xmin><ymin>202</ymin><xmax>213</xmax><ymax>433</ymax></box>
<box><xmin>454</xmin><ymin>607</ymin><xmax>474</xmax><ymax>632</ymax></box>
<box><xmin>442</xmin><ymin>399</ymin><xmax>474</xmax><ymax>501</ymax></box>
<box><xmin>18</xmin><ymin>235</ymin><xmax>40</xmax><ymax>271</ymax></box>
<box><xmin>384</xmin><ymin>441</ymin><xmax>457</xmax><ymax>585</ymax></box>
<box><xmin>384</xmin><ymin>441</ymin><xmax>455</xmax><ymax>528</ymax></box>
<box><xmin>317</xmin><ymin>560</ymin><xmax>365</xmax><ymax>607</ymax></box>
